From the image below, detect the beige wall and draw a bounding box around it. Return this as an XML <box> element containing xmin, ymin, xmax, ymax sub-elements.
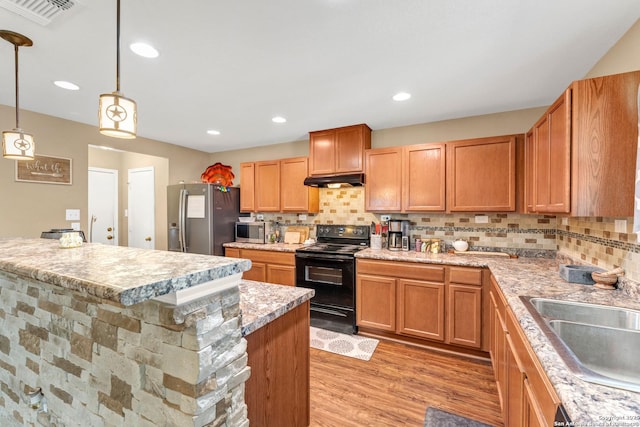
<box><xmin>0</xmin><ymin>106</ymin><xmax>210</xmax><ymax>239</ymax></box>
<box><xmin>585</xmin><ymin>18</ymin><xmax>640</xmax><ymax>78</ymax></box>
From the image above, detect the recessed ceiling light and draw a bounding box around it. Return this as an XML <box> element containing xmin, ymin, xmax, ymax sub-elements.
<box><xmin>272</xmin><ymin>116</ymin><xmax>287</xmax><ymax>123</ymax></box>
<box><xmin>393</xmin><ymin>92</ymin><xmax>411</xmax><ymax>101</ymax></box>
<box><xmin>207</xmin><ymin>129</ymin><xmax>221</xmax><ymax>136</ymax></box>
<box><xmin>54</xmin><ymin>80</ymin><xmax>80</xmax><ymax>91</ymax></box>
<box><xmin>130</xmin><ymin>42</ymin><xmax>159</xmax><ymax>58</ymax></box>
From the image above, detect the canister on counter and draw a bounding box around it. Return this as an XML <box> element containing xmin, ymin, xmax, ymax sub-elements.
<box><xmin>415</xmin><ymin>238</ymin><xmax>422</xmax><ymax>252</ymax></box>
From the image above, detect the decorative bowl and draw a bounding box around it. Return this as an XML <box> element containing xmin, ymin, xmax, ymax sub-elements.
<box><xmin>452</xmin><ymin>239</ymin><xmax>469</xmax><ymax>252</ymax></box>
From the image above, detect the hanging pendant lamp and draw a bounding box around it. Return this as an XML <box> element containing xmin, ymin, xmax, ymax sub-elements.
<box><xmin>1</xmin><ymin>30</ymin><xmax>35</xmax><ymax>160</ymax></box>
<box><xmin>99</xmin><ymin>0</ymin><xmax>137</xmax><ymax>139</ymax></box>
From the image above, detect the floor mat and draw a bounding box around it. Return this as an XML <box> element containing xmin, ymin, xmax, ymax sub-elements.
<box><xmin>309</xmin><ymin>326</ymin><xmax>379</xmax><ymax>361</ymax></box>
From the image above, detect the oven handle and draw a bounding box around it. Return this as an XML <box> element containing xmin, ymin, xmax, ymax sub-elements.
<box><xmin>310</xmin><ymin>306</ymin><xmax>348</xmax><ymax>317</ymax></box>
<box><xmin>295</xmin><ymin>252</ymin><xmax>354</xmax><ymax>262</ymax></box>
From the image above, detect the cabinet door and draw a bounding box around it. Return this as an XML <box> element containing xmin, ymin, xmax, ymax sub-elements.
<box><xmin>365</xmin><ymin>147</ymin><xmax>402</xmax><ymax>211</ymax></box>
<box><xmin>240</xmin><ymin>162</ymin><xmax>256</xmax><ymax>212</ymax></box>
<box><xmin>447</xmin><ymin>135</ymin><xmax>517</xmax><ymax>211</ymax></box>
<box><xmin>335</xmin><ymin>124</ymin><xmax>370</xmax><ymax>173</ymax></box>
<box><xmin>243</xmin><ymin>262</ymin><xmax>267</xmax><ymax>282</ymax></box>
<box><xmin>524</xmin><ymin>129</ymin><xmax>535</xmax><ymax>213</ymax></box>
<box><xmin>534</xmin><ymin>90</ymin><xmax>571</xmax><ymax>213</ymax></box>
<box><xmin>447</xmin><ymin>284</ymin><xmax>482</xmax><ymax>349</ymax></box>
<box><xmin>506</xmin><ymin>334</ymin><xmax>526</xmax><ymax>427</ymax></box>
<box><xmin>523</xmin><ymin>379</ymin><xmax>545</xmax><ymax>427</ymax></box>
<box><xmin>255</xmin><ymin>160</ymin><xmax>281</xmax><ymax>211</ymax></box>
<box><xmin>397</xmin><ymin>279</ymin><xmax>445</xmax><ymax>341</ymax></box>
<box><xmin>267</xmin><ymin>264</ymin><xmax>296</xmax><ymax>286</ymax></box>
<box><xmin>309</xmin><ymin>130</ymin><xmax>336</xmax><ymax>175</ymax></box>
<box><xmin>356</xmin><ymin>274</ymin><xmax>396</xmax><ymax>331</ymax></box>
<box><xmin>402</xmin><ymin>143</ymin><xmax>446</xmax><ymax>211</ymax></box>
<box><xmin>280</xmin><ymin>157</ymin><xmax>319</xmax><ymax>213</ymax></box>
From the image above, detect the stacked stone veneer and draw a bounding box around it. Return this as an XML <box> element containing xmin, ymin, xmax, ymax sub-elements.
<box><xmin>0</xmin><ymin>271</ymin><xmax>249</xmax><ymax>427</ymax></box>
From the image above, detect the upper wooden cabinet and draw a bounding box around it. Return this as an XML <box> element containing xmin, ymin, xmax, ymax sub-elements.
<box><xmin>365</xmin><ymin>147</ymin><xmax>402</xmax><ymax>211</ymax></box>
<box><xmin>447</xmin><ymin>135</ymin><xmax>518</xmax><ymax>212</ymax></box>
<box><xmin>240</xmin><ymin>157</ymin><xmax>318</xmax><ymax>213</ymax></box>
<box><xmin>309</xmin><ymin>124</ymin><xmax>371</xmax><ymax>175</ymax></box>
<box><xmin>527</xmin><ymin>70</ymin><xmax>640</xmax><ymax>216</ymax></box>
<box><xmin>531</xmin><ymin>90</ymin><xmax>571</xmax><ymax>213</ymax></box>
<box><xmin>403</xmin><ymin>143</ymin><xmax>446</xmax><ymax>211</ymax></box>
<box><xmin>280</xmin><ymin>157</ymin><xmax>319</xmax><ymax>212</ymax></box>
<box><xmin>365</xmin><ymin>143</ymin><xmax>446</xmax><ymax>212</ymax></box>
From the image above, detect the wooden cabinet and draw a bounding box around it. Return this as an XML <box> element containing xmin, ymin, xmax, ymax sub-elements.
<box><xmin>225</xmin><ymin>247</ymin><xmax>296</xmax><ymax>286</ymax></box>
<box><xmin>365</xmin><ymin>143</ymin><xmax>446</xmax><ymax>212</ymax></box>
<box><xmin>280</xmin><ymin>157</ymin><xmax>319</xmax><ymax>212</ymax></box>
<box><xmin>531</xmin><ymin>90</ymin><xmax>571</xmax><ymax>213</ymax></box>
<box><xmin>447</xmin><ymin>135</ymin><xmax>518</xmax><ymax>211</ymax></box>
<box><xmin>489</xmin><ymin>275</ymin><xmax>561</xmax><ymax>427</ymax></box>
<box><xmin>309</xmin><ymin>124</ymin><xmax>371</xmax><ymax>175</ymax></box>
<box><xmin>526</xmin><ymin>70</ymin><xmax>640</xmax><ymax>216</ymax></box>
<box><xmin>245</xmin><ymin>300</ymin><xmax>310</xmax><ymax>427</ymax></box>
<box><xmin>240</xmin><ymin>157</ymin><xmax>318</xmax><ymax>213</ymax></box>
<box><xmin>357</xmin><ymin>260</ymin><xmax>485</xmax><ymax>351</ymax></box>
<box><xmin>240</xmin><ymin>162</ymin><xmax>256</xmax><ymax>212</ymax></box>
<box><xmin>403</xmin><ymin>143</ymin><xmax>446</xmax><ymax>211</ymax></box>
<box><xmin>524</xmin><ymin>129</ymin><xmax>535</xmax><ymax>213</ymax></box>
<box><xmin>364</xmin><ymin>147</ymin><xmax>402</xmax><ymax>211</ymax></box>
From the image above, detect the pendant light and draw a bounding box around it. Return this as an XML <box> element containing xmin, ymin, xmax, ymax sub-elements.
<box><xmin>99</xmin><ymin>0</ymin><xmax>137</xmax><ymax>139</ymax></box>
<box><xmin>1</xmin><ymin>30</ymin><xmax>35</xmax><ymax>160</ymax></box>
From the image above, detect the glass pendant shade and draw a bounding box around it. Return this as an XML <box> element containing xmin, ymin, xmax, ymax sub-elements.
<box><xmin>99</xmin><ymin>92</ymin><xmax>137</xmax><ymax>139</ymax></box>
<box><xmin>2</xmin><ymin>129</ymin><xmax>35</xmax><ymax>160</ymax></box>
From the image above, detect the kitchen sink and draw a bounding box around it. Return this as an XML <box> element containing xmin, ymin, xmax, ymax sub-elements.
<box><xmin>521</xmin><ymin>296</ymin><xmax>640</xmax><ymax>393</ymax></box>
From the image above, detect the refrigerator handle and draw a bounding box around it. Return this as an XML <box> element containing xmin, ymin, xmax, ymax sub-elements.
<box><xmin>178</xmin><ymin>189</ymin><xmax>188</xmax><ymax>252</ymax></box>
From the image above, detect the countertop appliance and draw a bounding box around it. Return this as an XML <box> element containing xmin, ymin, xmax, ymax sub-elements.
<box><xmin>235</xmin><ymin>221</ymin><xmax>266</xmax><ymax>244</ymax></box>
<box><xmin>388</xmin><ymin>219</ymin><xmax>410</xmax><ymax>251</ymax></box>
<box><xmin>167</xmin><ymin>184</ymin><xmax>239</xmax><ymax>256</ymax></box>
<box><xmin>295</xmin><ymin>224</ymin><xmax>370</xmax><ymax>334</ymax></box>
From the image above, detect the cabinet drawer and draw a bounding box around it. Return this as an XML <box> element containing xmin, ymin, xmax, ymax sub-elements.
<box><xmin>357</xmin><ymin>259</ymin><xmax>445</xmax><ymax>282</ymax></box>
<box><xmin>450</xmin><ymin>267</ymin><xmax>483</xmax><ymax>286</ymax></box>
<box><xmin>240</xmin><ymin>249</ymin><xmax>295</xmax><ymax>266</ymax></box>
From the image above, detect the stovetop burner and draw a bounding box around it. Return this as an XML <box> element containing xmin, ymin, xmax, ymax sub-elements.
<box><xmin>296</xmin><ymin>224</ymin><xmax>370</xmax><ymax>256</ymax></box>
<box><xmin>299</xmin><ymin>243</ymin><xmax>367</xmax><ymax>255</ymax></box>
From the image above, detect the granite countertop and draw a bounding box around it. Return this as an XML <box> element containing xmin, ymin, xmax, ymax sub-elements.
<box><xmin>223</xmin><ymin>242</ymin><xmax>302</xmax><ymax>252</ymax></box>
<box><xmin>239</xmin><ymin>280</ymin><xmax>314</xmax><ymax>336</ymax></box>
<box><xmin>0</xmin><ymin>238</ymin><xmax>251</xmax><ymax>306</ymax></box>
<box><xmin>356</xmin><ymin>248</ymin><xmax>640</xmax><ymax>424</ymax></box>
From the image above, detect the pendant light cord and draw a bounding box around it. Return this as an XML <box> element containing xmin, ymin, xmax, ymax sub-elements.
<box><xmin>116</xmin><ymin>0</ymin><xmax>121</xmax><ymax>93</ymax></box>
<box><xmin>14</xmin><ymin>43</ymin><xmax>20</xmax><ymax>130</ymax></box>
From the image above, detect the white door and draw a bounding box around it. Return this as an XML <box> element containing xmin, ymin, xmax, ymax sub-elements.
<box><xmin>128</xmin><ymin>167</ymin><xmax>155</xmax><ymax>249</ymax></box>
<box><xmin>88</xmin><ymin>167</ymin><xmax>118</xmax><ymax>245</ymax></box>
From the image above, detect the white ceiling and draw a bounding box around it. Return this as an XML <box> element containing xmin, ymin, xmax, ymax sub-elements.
<box><xmin>0</xmin><ymin>0</ymin><xmax>639</xmax><ymax>153</ymax></box>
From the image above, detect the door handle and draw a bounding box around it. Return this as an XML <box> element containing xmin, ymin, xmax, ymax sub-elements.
<box><xmin>107</xmin><ymin>227</ymin><xmax>113</xmax><ymax>232</ymax></box>
<box><xmin>145</xmin><ymin>237</ymin><xmax>152</xmax><ymax>241</ymax></box>
<box><xmin>107</xmin><ymin>235</ymin><xmax>113</xmax><ymax>240</ymax></box>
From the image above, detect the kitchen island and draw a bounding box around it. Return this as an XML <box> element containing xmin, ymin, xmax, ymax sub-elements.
<box><xmin>355</xmin><ymin>248</ymin><xmax>640</xmax><ymax>425</ymax></box>
<box><xmin>0</xmin><ymin>238</ymin><xmax>312</xmax><ymax>427</ymax></box>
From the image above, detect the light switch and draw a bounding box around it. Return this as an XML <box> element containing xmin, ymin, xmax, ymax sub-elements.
<box><xmin>65</xmin><ymin>209</ymin><xmax>80</xmax><ymax>221</ymax></box>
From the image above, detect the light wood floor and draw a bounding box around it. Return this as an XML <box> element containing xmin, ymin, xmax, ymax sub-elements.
<box><xmin>309</xmin><ymin>339</ymin><xmax>503</xmax><ymax>427</ymax></box>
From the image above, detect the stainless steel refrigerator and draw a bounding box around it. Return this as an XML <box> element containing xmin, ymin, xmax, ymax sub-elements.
<box><xmin>167</xmin><ymin>184</ymin><xmax>239</xmax><ymax>256</ymax></box>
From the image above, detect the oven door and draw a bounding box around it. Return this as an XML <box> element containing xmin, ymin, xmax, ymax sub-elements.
<box><xmin>295</xmin><ymin>252</ymin><xmax>356</xmax><ymax>334</ymax></box>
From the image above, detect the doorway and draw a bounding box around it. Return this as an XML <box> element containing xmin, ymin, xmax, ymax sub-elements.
<box><xmin>128</xmin><ymin>167</ymin><xmax>155</xmax><ymax>249</ymax></box>
<box><xmin>88</xmin><ymin>167</ymin><xmax>118</xmax><ymax>245</ymax></box>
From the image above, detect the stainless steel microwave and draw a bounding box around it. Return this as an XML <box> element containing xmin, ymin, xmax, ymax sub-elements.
<box><xmin>235</xmin><ymin>222</ymin><xmax>266</xmax><ymax>244</ymax></box>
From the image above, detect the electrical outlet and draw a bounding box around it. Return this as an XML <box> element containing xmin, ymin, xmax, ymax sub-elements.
<box><xmin>475</xmin><ymin>215</ymin><xmax>489</xmax><ymax>224</ymax></box>
<box><xmin>614</xmin><ymin>219</ymin><xmax>627</xmax><ymax>233</ymax></box>
<box><xmin>298</xmin><ymin>214</ymin><xmax>307</xmax><ymax>221</ymax></box>
<box><xmin>256</xmin><ymin>214</ymin><xmax>264</xmax><ymax>221</ymax></box>
<box><xmin>380</xmin><ymin>215</ymin><xmax>391</xmax><ymax>221</ymax></box>
<box><xmin>65</xmin><ymin>209</ymin><xmax>80</xmax><ymax>221</ymax></box>
<box><xmin>561</xmin><ymin>217</ymin><xmax>569</xmax><ymax>226</ymax></box>
<box><xmin>71</xmin><ymin>222</ymin><xmax>80</xmax><ymax>231</ymax></box>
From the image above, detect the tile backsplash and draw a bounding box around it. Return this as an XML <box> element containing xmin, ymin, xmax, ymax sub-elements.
<box><xmin>262</xmin><ymin>188</ymin><xmax>640</xmax><ymax>281</ymax></box>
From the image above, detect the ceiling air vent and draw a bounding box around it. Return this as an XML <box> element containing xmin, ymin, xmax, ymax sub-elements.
<box><xmin>0</xmin><ymin>0</ymin><xmax>79</xmax><ymax>26</ymax></box>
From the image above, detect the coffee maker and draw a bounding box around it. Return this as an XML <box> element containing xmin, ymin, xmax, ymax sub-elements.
<box><xmin>388</xmin><ymin>219</ymin><xmax>410</xmax><ymax>251</ymax></box>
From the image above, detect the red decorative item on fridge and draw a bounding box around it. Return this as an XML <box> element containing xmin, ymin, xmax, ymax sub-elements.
<box><xmin>201</xmin><ymin>163</ymin><xmax>234</xmax><ymax>186</ymax></box>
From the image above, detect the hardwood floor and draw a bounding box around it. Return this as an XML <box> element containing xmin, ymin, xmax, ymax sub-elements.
<box><xmin>309</xmin><ymin>339</ymin><xmax>503</xmax><ymax>427</ymax></box>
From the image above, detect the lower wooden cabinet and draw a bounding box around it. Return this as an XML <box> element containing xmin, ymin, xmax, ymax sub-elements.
<box><xmin>225</xmin><ymin>247</ymin><xmax>296</xmax><ymax>286</ymax></box>
<box><xmin>490</xmin><ymin>274</ymin><xmax>561</xmax><ymax>427</ymax></box>
<box><xmin>356</xmin><ymin>260</ymin><xmax>485</xmax><ymax>351</ymax></box>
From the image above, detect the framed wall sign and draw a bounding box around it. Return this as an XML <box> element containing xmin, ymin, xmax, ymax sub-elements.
<box><xmin>15</xmin><ymin>154</ymin><xmax>73</xmax><ymax>185</ymax></box>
